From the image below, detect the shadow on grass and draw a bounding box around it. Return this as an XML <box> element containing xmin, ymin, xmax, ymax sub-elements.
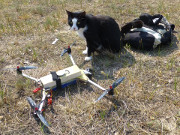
<box><xmin>52</xmin><ymin>80</ymin><xmax>95</xmax><ymax>98</ymax></box>
<box><xmin>128</xmin><ymin>33</ymin><xmax>179</xmax><ymax>57</ymax></box>
<box><xmin>105</xmin><ymin>97</ymin><xmax>128</xmax><ymax>117</ymax></box>
<box><xmin>90</xmin><ymin>47</ymin><xmax>135</xmax><ymax>81</ymax></box>
<box><xmin>150</xmin><ymin>33</ymin><xmax>179</xmax><ymax>57</ymax></box>
<box><xmin>51</xmin><ymin>47</ymin><xmax>135</xmax><ymax>100</ymax></box>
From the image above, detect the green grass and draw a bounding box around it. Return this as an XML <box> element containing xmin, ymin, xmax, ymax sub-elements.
<box><xmin>0</xmin><ymin>0</ymin><xmax>180</xmax><ymax>134</ymax></box>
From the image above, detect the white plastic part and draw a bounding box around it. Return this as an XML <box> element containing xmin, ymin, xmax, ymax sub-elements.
<box><xmin>87</xmin><ymin>79</ymin><xmax>106</xmax><ymax>91</ymax></box>
<box><xmin>22</xmin><ymin>73</ymin><xmax>39</xmax><ymax>82</ymax></box>
<box><xmin>69</xmin><ymin>54</ymin><xmax>76</xmax><ymax>65</ymax></box>
<box><xmin>52</xmin><ymin>38</ymin><xmax>59</xmax><ymax>45</ymax></box>
<box><xmin>39</xmin><ymin>89</ymin><xmax>47</xmax><ymax>111</ymax></box>
<box><xmin>40</xmin><ymin>65</ymin><xmax>82</xmax><ymax>89</ymax></box>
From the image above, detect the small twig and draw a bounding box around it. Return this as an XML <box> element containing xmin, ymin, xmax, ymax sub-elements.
<box><xmin>131</xmin><ymin>124</ymin><xmax>150</xmax><ymax>134</ymax></box>
<box><xmin>121</xmin><ymin>100</ymin><xmax>128</xmax><ymax>135</ymax></box>
<box><xmin>16</xmin><ymin>113</ymin><xmax>23</xmax><ymax>122</ymax></box>
<box><xmin>29</xmin><ymin>108</ymin><xmax>32</xmax><ymax>119</ymax></box>
<box><xmin>161</xmin><ymin>119</ymin><xmax>164</xmax><ymax>135</ymax></box>
<box><xmin>121</xmin><ymin>100</ymin><xmax>128</xmax><ymax>117</ymax></box>
<box><xmin>123</xmin><ymin>119</ymin><xmax>128</xmax><ymax>135</ymax></box>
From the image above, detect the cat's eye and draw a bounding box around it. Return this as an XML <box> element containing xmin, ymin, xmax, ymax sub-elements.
<box><xmin>77</xmin><ymin>21</ymin><xmax>80</xmax><ymax>24</ymax></box>
<box><xmin>70</xmin><ymin>21</ymin><xmax>73</xmax><ymax>24</ymax></box>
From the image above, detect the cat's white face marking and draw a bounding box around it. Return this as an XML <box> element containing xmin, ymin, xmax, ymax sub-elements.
<box><xmin>69</xmin><ymin>18</ymin><xmax>88</xmax><ymax>39</ymax></box>
<box><xmin>70</xmin><ymin>18</ymin><xmax>78</xmax><ymax>31</ymax></box>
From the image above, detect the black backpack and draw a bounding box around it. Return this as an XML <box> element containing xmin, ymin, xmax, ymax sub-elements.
<box><xmin>121</xmin><ymin>13</ymin><xmax>175</xmax><ymax>50</ymax></box>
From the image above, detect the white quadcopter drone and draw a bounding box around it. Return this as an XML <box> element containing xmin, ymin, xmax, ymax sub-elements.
<box><xmin>11</xmin><ymin>42</ymin><xmax>125</xmax><ymax>127</ymax></box>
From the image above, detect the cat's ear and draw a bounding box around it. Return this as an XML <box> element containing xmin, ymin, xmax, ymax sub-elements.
<box><xmin>66</xmin><ymin>10</ymin><xmax>72</xmax><ymax>17</ymax></box>
<box><xmin>80</xmin><ymin>11</ymin><xmax>86</xmax><ymax>18</ymax></box>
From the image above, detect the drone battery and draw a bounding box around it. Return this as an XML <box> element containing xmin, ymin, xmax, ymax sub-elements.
<box><xmin>40</xmin><ymin>65</ymin><xmax>82</xmax><ymax>89</ymax></box>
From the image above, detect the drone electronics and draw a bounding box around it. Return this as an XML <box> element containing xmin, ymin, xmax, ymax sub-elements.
<box><xmin>12</xmin><ymin>42</ymin><xmax>125</xmax><ymax>127</ymax></box>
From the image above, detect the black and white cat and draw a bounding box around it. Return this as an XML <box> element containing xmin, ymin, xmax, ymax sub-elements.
<box><xmin>66</xmin><ymin>10</ymin><xmax>123</xmax><ymax>61</ymax></box>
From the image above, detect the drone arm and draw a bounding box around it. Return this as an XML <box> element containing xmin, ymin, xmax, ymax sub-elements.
<box><xmin>83</xmin><ymin>70</ymin><xmax>92</xmax><ymax>75</ymax></box>
<box><xmin>69</xmin><ymin>54</ymin><xmax>76</xmax><ymax>65</ymax></box>
<box><xmin>38</xmin><ymin>89</ymin><xmax>48</xmax><ymax>112</ymax></box>
<box><xmin>61</xmin><ymin>42</ymin><xmax>76</xmax><ymax>65</ymax></box>
<box><xmin>87</xmin><ymin>79</ymin><xmax>106</xmax><ymax>91</ymax></box>
<box><xmin>95</xmin><ymin>89</ymin><xmax>110</xmax><ymax>103</ymax></box>
<box><xmin>22</xmin><ymin>73</ymin><xmax>39</xmax><ymax>82</ymax></box>
<box><xmin>88</xmin><ymin>79</ymin><xmax>111</xmax><ymax>103</ymax></box>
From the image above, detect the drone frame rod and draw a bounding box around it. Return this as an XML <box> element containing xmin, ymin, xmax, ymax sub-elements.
<box><xmin>87</xmin><ymin>79</ymin><xmax>106</xmax><ymax>91</ymax></box>
<box><xmin>22</xmin><ymin>73</ymin><xmax>39</xmax><ymax>82</ymax></box>
<box><xmin>69</xmin><ymin>54</ymin><xmax>76</xmax><ymax>65</ymax></box>
<box><xmin>38</xmin><ymin>89</ymin><xmax>47</xmax><ymax>111</ymax></box>
<box><xmin>83</xmin><ymin>70</ymin><xmax>92</xmax><ymax>75</ymax></box>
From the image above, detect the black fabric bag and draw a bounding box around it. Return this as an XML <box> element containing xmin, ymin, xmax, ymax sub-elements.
<box><xmin>121</xmin><ymin>13</ymin><xmax>175</xmax><ymax>50</ymax></box>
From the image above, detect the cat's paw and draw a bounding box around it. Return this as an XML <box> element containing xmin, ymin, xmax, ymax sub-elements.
<box><xmin>82</xmin><ymin>49</ymin><xmax>88</xmax><ymax>55</ymax></box>
<box><xmin>85</xmin><ymin>56</ymin><xmax>92</xmax><ymax>61</ymax></box>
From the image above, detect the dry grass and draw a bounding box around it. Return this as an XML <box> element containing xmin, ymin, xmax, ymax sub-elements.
<box><xmin>0</xmin><ymin>0</ymin><xmax>180</xmax><ymax>134</ymax></box>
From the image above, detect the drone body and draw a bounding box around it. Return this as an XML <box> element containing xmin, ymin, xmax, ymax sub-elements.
<box><xmin>40</xmin><ymin>65</ymin><xmax>87</xmax><ymax>89</ymax></box>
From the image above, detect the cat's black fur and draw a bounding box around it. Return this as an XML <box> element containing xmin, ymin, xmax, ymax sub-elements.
<box><xmin>66</xmin><ymin>11</ymin><xmax>143</xmax><ymax>60</ymax></box>
<box><xmin>67</xmin><ymin>11</ymin><xmax>122</xmax><ymax>57</ymax></box>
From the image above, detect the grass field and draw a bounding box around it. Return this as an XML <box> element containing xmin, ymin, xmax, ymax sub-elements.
<box><xmin>0</xmin><ymin>0</ymin><xmax>179</xmax><ymax>134</ymax></box>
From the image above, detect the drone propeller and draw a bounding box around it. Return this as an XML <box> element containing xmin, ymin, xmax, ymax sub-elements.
<box><xmin>27</xmin><ymin>97</ymin><xmax>36</xmax><ymax>109</ymax></box>
<box><xmin>61</xmin><ymin>46</ymin><xmax>70</xmax><ymax>56</ymax></box>
<box><xmin>3</xmin><ymin>66</ymin><xmax>37</xmax><ymax>71</ymax></box>
<box><xmin>61</xmin><ymin>41</ymin><xmax>76</xmax><ymax>56</ymax></box>
<box><xmin>27</xmin><ymin>97</ymin><xmax>50</xmax><ymax>127</ymax></box>
<box><xmin>36</xmin><ymin>111</ymin><xmax>50</xmax><ymax>127</ymax></box>
<box><xmin>112</xmin><ymin>77</ymin><xmax>125</xmax><ymax>89</ymax></box>
<box><xmin>17</xmin><ymin>66</ymin><xmax>38</xmax><ymax>71</ymax></box>
<box><xmin>95</xmin><ymin>77</ymin><xmax>125</xmax><ymax>102</ymax></box>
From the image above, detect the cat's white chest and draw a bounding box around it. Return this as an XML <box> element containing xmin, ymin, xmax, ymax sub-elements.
<box><xmin>77</xmin><ymin>26</ymin><xmax>88</xmax><ymax>40</ymax></box>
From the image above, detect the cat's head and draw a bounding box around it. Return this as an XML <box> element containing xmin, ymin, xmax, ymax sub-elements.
<box><xmin>66</xmin><ymin>10</ymin><xmax>87</xmax><ymax>31</ymax></box>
